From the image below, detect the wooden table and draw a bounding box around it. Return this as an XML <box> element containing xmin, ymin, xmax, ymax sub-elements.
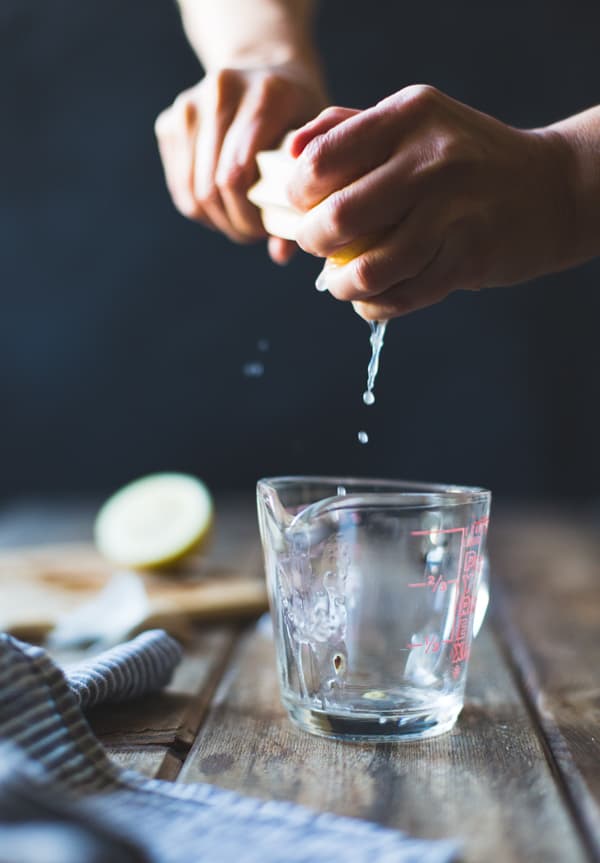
<box><xmin>1</xmin><ymin>496</ymin><xmax>599</xmax><ymax>862</ymax></box>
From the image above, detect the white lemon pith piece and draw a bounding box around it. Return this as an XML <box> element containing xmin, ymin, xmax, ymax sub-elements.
<box><xmin>247</xmin><ymin>144</ymin><xmax>303</xmax><ymax>241</ymax></box>
<box><xmin>95</xmin><ymin>473</ymin><xmax>213</xmax><ymax>569</ymax></box>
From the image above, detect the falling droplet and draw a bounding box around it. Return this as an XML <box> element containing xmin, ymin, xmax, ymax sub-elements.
<box><xmin>257</xmin><ymin>339</ymin><xmax>269</xmax><ymax>352</ymax></box>
<box><xmin>362</xmin><ymin>389</ymin><xmax>375</xmax><ymax>406</ymax></box>
<box><xmin>336</xmin><ymin>485</ymin><xmax>347</xmax><ymax>496</ymax></box>
<box><xmin>242</xmin><ymin>362</ymin><xmax>264</xmax><ymax>378</ymax></box>
<box><xmin>357</xmin><ymin>430</ymin><xmax>369</xmax><ymax>444</ymax></box>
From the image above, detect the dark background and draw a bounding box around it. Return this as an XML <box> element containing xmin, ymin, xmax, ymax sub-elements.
<box><xmin>1</xmin><ymin>0</ymin><xmax>599</xmax><ymax>501</ymax></box>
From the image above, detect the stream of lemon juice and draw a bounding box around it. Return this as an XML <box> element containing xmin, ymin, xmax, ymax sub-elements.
<box><xmin>324</xmin><ymin>242</ymin><xmax>387</xmax><ymax>445</ymax></box>
<box><xmin>357</xmin><ymin>320</ymin><xmax>387</xmax><ymax>444</ymax></box>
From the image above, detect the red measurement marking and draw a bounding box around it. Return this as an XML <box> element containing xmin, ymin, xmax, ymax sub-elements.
<box><xmin>407</xmin><ymin>635</ymin><xmax>446</xmax><ymax>653</ymax></box>
<box><xmin>424</xmin><ymin>635</ymin><xmax>441</xmax><ymax>653</ymax></box>
<box><xmin>450</xmin><ymin>527</ymin><xmax>466</xmax><ymax>642</ymax></box>
<box><xmin>410</xmin><ymin>575</ymin><xmax>459</xmax><ymax>592</ymax></box>
<box><xmin>428</xmin><ymin>574</ymin><xmax>447</xmax><ymax>592</ymax></box>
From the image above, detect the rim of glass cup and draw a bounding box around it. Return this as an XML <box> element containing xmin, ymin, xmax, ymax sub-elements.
<box><xmin>257</xmin><ymin>475</ymin><xmax>491</xmax><ymax>513</ymax></box>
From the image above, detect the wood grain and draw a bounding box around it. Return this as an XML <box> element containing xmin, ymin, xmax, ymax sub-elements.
<box><xmin>178</xmin><ymin>620</ymin><xmax>587</xmax><ymax>863</ymax></box>
<box><xmin>489</xmin><ymin>510</ymin><xmax>600</xmax><ymax>860</ymax></box>
<box><xmin>107</xmin><ymin>746</ymin><xmax>182</xmax><ymax>780</ymax></box>
<box><xmin>86</xmin><ymin>625</ymin><xmax>239</xmax><ymax>749</ymax></box>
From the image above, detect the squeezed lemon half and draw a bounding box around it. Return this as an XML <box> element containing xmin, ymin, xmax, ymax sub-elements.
<box><xmin>327</xmin><ymin>237</ymin><xmax>374</xmax><ymax>267</ymax></box>
<box><xmin>94</xmin><ymin>473</ymin><xmax>213</xmax><ymax>569</ymax></box>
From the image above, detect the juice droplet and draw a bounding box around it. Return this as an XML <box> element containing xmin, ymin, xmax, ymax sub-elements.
<box><xmin>242</xmin><ymin>362</ymin><xmax>264</xmax><ymax>378</ymax></box>
<box><xmin>357</xmin><ymin>430</ymin><xmax>369</xmax><ymax>444</ymax></box>
<box><xmin>257</xmin><ymin>339</ymin><xmax>269</xmax><ymax>352</ymax></box>
<box><xmin>362</xmin><ymin>389</ymin><xmax>375</xmax><ymax>406</ymax></box>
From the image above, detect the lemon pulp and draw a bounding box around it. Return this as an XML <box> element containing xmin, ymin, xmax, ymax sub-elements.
<box><xmin>94</xmin><ymin>473</ymin><xmax>213</xmax><ymax>569</ymax></box>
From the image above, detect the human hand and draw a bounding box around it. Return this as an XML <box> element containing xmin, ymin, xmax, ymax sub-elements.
<box><xmin>287</xmin><ymin>86</ymin><xmax>573</xmax><ymax>319</ymax></box>
<box><xmin>155</xmin><ymin>63</ymin><xmax>326</xmax><ymax>264</ymax></box>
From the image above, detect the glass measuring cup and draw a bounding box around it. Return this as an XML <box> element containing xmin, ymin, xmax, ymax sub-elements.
<box><xmin>257</xmin><ymin>476</ymin><xmax>491</xmax><ymax>742</ymax></box>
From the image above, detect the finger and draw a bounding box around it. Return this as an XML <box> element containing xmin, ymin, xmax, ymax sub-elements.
<box><xmin>268</xmin><ymin>236</ymin><xmax>296</xmax><ymax>264</ymax></box>
<box><xmin>193</xmin><ymin>73</ymin><xmax>250</xmax><ymax>242</ymax></box>
<box><xmin>155</xmin><ymin>98</ymin><xmax>212</xmax><ymax>224</ymax></box>
<box><xmin>296</xmin><ymin>150</ymin><xmax>420</xmax><ymax>257</ymax></box>
<box><xmin>287</xmin><ymin>106</ymin><xmax>360</xmax><ymax>157</ymax></box>
<box><xmin>215</xmin><ymin>80</ymin><xmax>297</xmax><ymax>238</ymax></box>
<box><xmin>313</xmin><ymin>207</ymin><xmax>441</xmax><ymax>302</ymax></box>
<box><xmin>352</xmin><ymin>242</ymin><xmax>451</xmax><ymax>321</ymax></box>
<box><xmin>287</xmin><ymin>104</ymin><xmax>399</xmax><ymax>211</ymax></box>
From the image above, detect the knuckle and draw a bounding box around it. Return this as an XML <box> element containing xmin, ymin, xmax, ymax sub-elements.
<box><xmin>216</xmin><ymin>161</ymin><xmax>249</xmax><ymax>194</ymax></box>
<box><xmin>352</xmin><ymin>254</ymin><xmax>378</xmax><ymax>295</ymax></box>
<box><xmin>320</xmin><ymin>105</ymin><xmax>346</xmax><ymax>121</ymax></box>
<box><xmin>401</xmin><ymin>83</ymin><xmax>440</xmax><ymax>115</ymax></box>
<box><xmin>303</xmin><ymin>137</ymin><xmax>330</xmax><ymax>185</ymax></box>
<box><xmin>323</xmin><ymin>192</ymin><xmax>352</xmax><ymax>239</ymax></box>
<box><xmin>177</xmin><ymin>197</ymin><xmax>202</xmax><ymax>220</ymax></box>
<box><xmin>286</xmin><ymin>182</ymin><xmax>306</xmax><ymax>211</ymax></box>
<box><xmin>197</xmin><ymin>185</ymin><xmax>220</xmax><ymax>209</ymax></box>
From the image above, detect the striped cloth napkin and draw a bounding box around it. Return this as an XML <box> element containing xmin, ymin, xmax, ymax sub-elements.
<box><xmin>0</xmin><ymin>631</ymin><xmax>459</xmax><ymax>863</ymax></box>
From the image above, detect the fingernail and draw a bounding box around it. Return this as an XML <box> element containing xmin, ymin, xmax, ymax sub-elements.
<box><xmin>315</xmin><ymin>269</ymin><xmax>330</xmax><ymax>292</ymax></box>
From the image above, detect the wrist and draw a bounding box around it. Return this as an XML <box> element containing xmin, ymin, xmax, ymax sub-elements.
<box><xmin>527</xmin><ymin>125</ymin><xmax>579</xmax><ymax>273</ymax></box>
<box><xmin>207</xmin><ymin>39</ymin><xmax>318</xmax><ymax>73</ymax></box>
<box><xmin>178</xmin><ymin>0</ymin><xmax>323</xmax><ymax>83</ymax></box>
<box><xmin>541</xmin><ymin>110</ymin><xmax>600</xmax><ymax>268</ymax></box>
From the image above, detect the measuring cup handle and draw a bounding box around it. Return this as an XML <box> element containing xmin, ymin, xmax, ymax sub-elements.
<box><xmin>473</xmin><ymin>555</ymin><xmax>490</xmax><ymax>638</ymax></box>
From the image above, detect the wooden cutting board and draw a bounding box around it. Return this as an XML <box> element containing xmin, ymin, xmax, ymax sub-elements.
<box><xmin>0</xmin><ymin>542</ymin><xmax>268</xmax><ymax>642</ymax></box>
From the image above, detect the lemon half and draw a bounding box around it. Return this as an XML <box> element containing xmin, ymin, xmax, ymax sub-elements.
<box><xmin>95</xmin><ymin>473</ymin><xmax>213</xmax><ymax>569</ymax></box>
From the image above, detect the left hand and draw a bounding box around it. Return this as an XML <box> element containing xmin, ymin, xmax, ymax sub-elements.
<box><xmin>155</xmin><ymin>61</ymin><xmax>326</xmax><ymax>264</ymax></box>
<box><xmin>286</xmin><ymin>86</ymin><xmax>573</xmax><ymax>320</ymax></box>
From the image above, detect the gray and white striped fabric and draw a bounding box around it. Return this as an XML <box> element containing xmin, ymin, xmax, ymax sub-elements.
<box><xmin>65</xmin><ymin>629</ymin><xmax>183</xmax><ymax>709</ymax></box>
<box><xmin>0</xmin><ymin>633</ymin><xmax>459</xmax><ymax>863</ymax></box>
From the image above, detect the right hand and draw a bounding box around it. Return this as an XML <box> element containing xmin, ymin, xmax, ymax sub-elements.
<box><xmin>154</xmin><ymin>63</ymin><xmax>326</xmax><ymax>264</ymax></box>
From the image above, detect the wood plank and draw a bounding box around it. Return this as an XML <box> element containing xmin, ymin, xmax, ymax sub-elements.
<box><xmin>489</xmin><ymin>510</ymin><xmax>600</xmax><ymax>860</ymax></box>
<box><xmin>86</xmin><ymin>625</ymin><xmax>239</xmax><ymax>748</ymax></box>
<box><xmin>107</xmin><ymin>746</ymin><xmax>182</xmax><ymax>780</ymax></box>
<box><xmin>178</xmin><ymin>620</ymin><xmax>587</xmax><ymax>863</ymax></box>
